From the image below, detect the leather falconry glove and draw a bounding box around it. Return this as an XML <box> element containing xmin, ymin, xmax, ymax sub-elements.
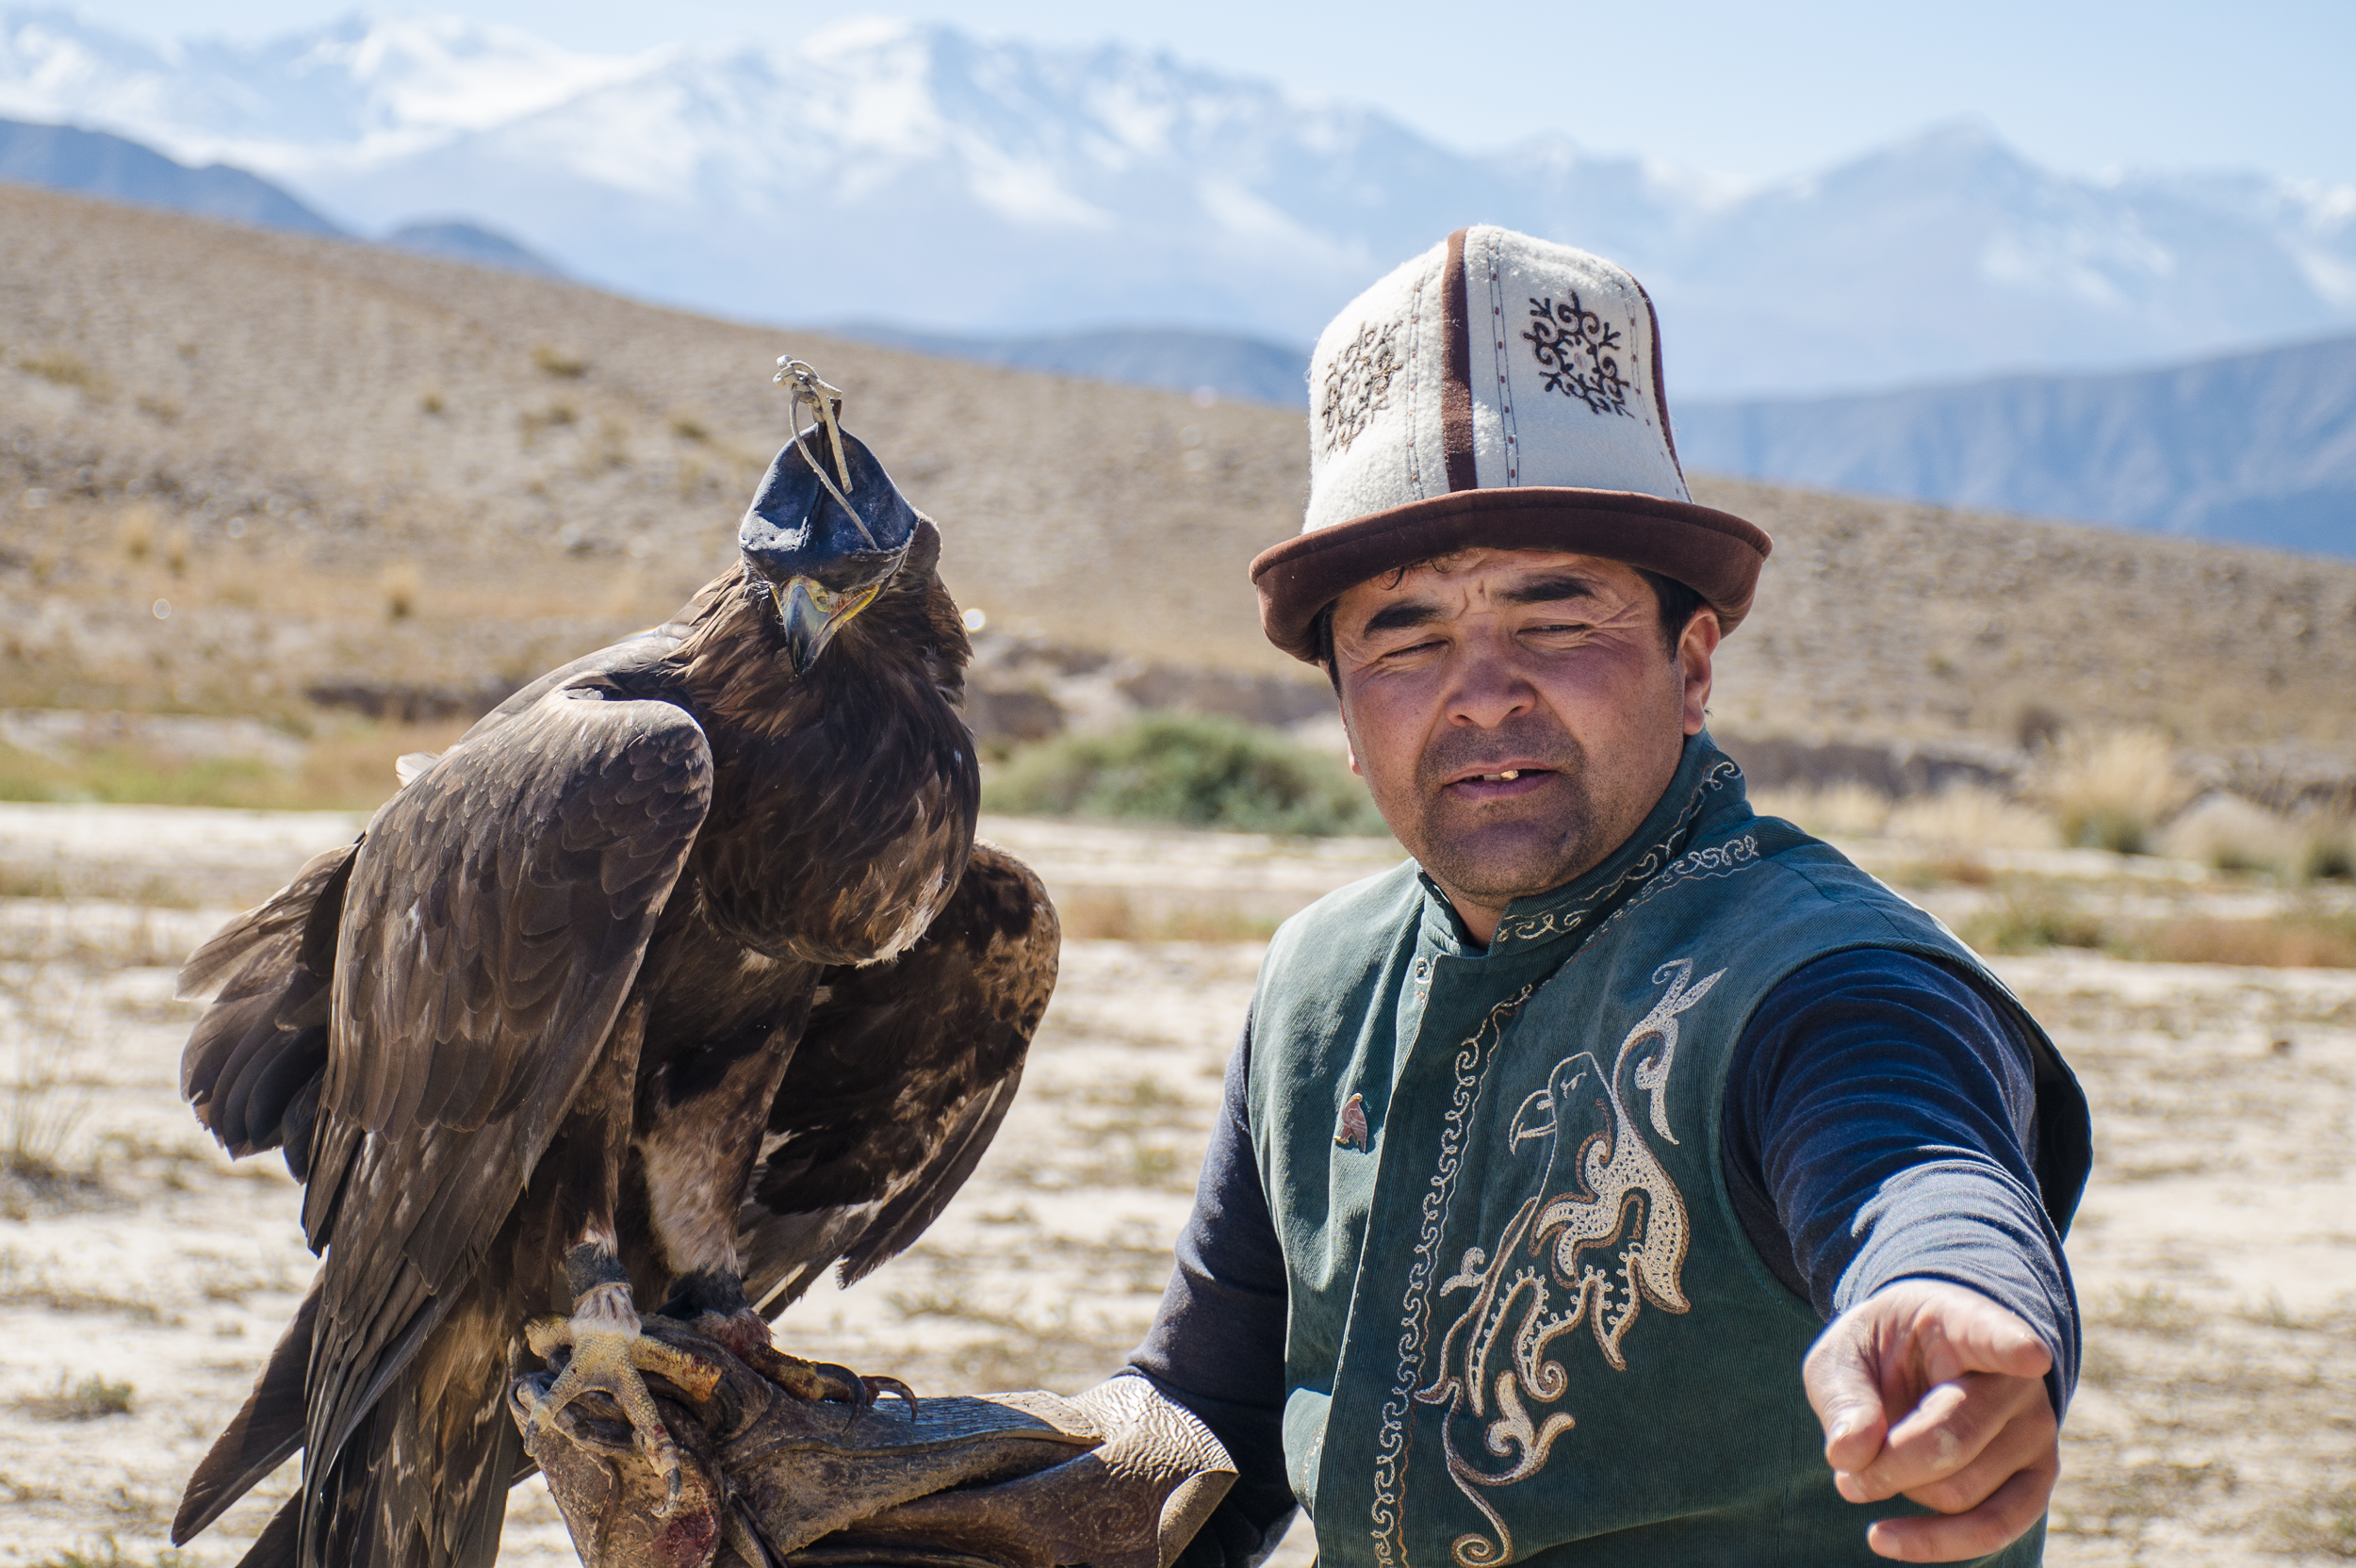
<box><xmin>513</xmin><ymin>1322</ymin><xmax>1235</xmax><ymax>1568</ymax></box>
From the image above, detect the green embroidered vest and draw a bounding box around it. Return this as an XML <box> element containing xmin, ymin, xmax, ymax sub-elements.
<box><xmin>1245</xmin><ymin>738</ymin><xmax>2086</xmax><ymax>1568</ymax></box>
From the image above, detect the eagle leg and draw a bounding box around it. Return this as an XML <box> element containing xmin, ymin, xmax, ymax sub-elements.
<box><xmin>521</xmin><ymin>1282</ymin><xmax>723</xmax><ymax>1516</ymax></box>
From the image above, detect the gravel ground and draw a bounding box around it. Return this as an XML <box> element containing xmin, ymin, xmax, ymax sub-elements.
<box><xmin>0</xmin><ymin>805</ymin><xmax>2351</xmax><ymax>1563</ymax></box>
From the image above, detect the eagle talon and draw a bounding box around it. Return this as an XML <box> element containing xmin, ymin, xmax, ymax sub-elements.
<box><xmin>522</xmin><ymin>1306</ymin><xmax>719</xmax><ymax>1517</ymax></box>
<box><xmin>751</xmin><ymin>1344</ymin><xmax>866</xmax><ymax>1405</ymax></box>
<box><xmin>864</xmin><ymin>1374</ymin><xmax>919</xmax><ymax>1420</ymax></box>
<box><xmin>693</xmin><ymin>1310</ymin><xmax>900</xmax><ymax>1411</ymax></box>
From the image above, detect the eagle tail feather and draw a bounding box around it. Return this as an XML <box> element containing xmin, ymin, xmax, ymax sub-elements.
<box><xmin>303</xmin><ymin>1289</ymin><xmax>525</xmax><ymax>1568</ymax></box>
<box><xmin>178</xmin><ymin>841</ymin><xmax>355</xmax><ymax>1001</ymax></box>
<box><xmin>173</xmin><ymin>1274</ymin><xmax>319</xmax><ymax>1545</ymax></box>
<box><xmin>227</xmin><ymin>1494</ymin><xmax>300</xmax><ymax>1568</ymax></box>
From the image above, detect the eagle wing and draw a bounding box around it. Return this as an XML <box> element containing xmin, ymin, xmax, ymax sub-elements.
<box><xmin>179</xmin><ymin>839</ymin><xmax>356</xmax><ymax>1169</ymax></box>
<box><xmin>738</xmin><ymin>841</ymin><xmax>1058</xmax><ymax>1314</ymax></box>
<box><xmin>296</xmin><ymin>678</ymin><xmax>712</xmax><ymax>1480</ymax></box>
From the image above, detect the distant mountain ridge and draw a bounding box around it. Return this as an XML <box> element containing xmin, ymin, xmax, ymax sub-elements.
<box><xmin>838</xmin><ymin>325</ymin><xmax>1309</xmax><ymax>408</ymax></box>
<box><xmin>0</xmin><ymin>113</ymin><xmax>564</xmax><ymax>277</ymax></box>
<box><xmin>0</xmin><ymin>113</ymin><xmax>341</xmax><ymax>233</ymax></box>
<box><xmin>1676</xmin><ymin>334</ymin><xmax>2356</xmax><ymax>559</ymax></box>
<box><xmin>3</xmin><ymin>8</ymin><xmax>2352</xmax><ymax>396</ymax></box>
<box><xmin>383</xmin><ymin>218</ymin><xmax>562</xmax><ymax>277</ymax></box>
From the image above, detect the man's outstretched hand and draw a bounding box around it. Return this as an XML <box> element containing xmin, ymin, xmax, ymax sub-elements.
<box><xmin>1803</xmin><ymin>1279</ymin><xmax>2059</xmax><ymax>1563</ymax></box>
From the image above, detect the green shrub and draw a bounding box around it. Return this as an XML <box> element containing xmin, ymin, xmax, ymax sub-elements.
<box><xmin>984</xmin><ymin>712</ymin><xmax>1385</xmax><ymax>837</ymax></box>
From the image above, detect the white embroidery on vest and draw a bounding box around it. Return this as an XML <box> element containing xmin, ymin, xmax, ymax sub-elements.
<box><xmin>1486</xmin><ymin>758</ymin><xmax>1738</xmax><ymax>950</ymax></box>
<box><xmin>1384</xmin><ymin>958</ymin><xmax>1726</xmax><ymax>1568</ymax></box>
<box><xmin>1366</xmin><ymin>758</ymin><xmax>1748</xmax><ymax>1568</ymax></box>
<box><xmin>1369</xmin><ymin>986</ymin><xmax>1533</xmax><ymax>1568</ymax></box>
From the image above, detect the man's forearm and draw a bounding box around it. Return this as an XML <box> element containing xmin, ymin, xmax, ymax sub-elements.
<box><xmin>1722</xmin><ymin>948</ymin><xmax>2083</xmax><ymax>1409</ymax></box>
<box><xmin>1128</xmin><ymin>1019</ymin><xmax>1299</xmax><ymax>1567</ymax></box>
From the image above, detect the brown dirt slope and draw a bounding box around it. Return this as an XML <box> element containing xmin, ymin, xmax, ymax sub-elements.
<box><xmin>4</xmin><ymin>183</ymin><xmax>2353</xmax><ymax>760</ymax></box>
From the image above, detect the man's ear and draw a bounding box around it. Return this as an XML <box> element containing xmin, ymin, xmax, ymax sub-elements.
<box><xmin>1677</xmin><ymin>609</ymin><xmax>1722</xmax><ymax>736</ymax></box>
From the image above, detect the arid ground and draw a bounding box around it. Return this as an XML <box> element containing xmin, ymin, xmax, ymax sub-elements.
<box><xmin>2</xmin><ymin>803</ymin><xmax>2352</xmax><ymax>1566</ymax></box>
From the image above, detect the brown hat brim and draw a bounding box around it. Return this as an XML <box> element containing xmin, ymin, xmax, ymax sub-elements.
<box><xmin>1248</xmin><ymin>487</ymin><xmax>1772</xmax><ymax>662</ymax></box>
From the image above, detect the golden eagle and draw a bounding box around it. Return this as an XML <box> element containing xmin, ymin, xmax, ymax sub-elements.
<box><xmin>169</xmin><ymin>390</ymin><xmax>1059</xmax><ymax>1568</ymax></box>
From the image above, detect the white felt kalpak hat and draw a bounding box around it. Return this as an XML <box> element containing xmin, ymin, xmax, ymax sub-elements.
<box><xmin>1250</xmin><ymin>225</ymin><xmax>1772</xmax><ymax>661</ymax></box>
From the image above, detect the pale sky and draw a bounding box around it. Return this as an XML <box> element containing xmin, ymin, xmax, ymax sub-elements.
<box><xmin>49</xmin><ymin>0</ymin><xmax>2356</xmax><ymax>188</ymax></box>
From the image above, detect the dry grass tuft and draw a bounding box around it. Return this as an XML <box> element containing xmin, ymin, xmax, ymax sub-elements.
<box><xmin>2037</xmin><ymin>727</ymin><xmax>2189</xmax><ymax>855</ymax></box>
<box><xmin>2298</xmin><ymin>808</ymin><xmax>2356</xmax><ymax>882</ymax></box>
<box><xmin>1749</xmin><ymin>781</ymin><xmax>1891</xmax><ymax>838</ymax></box>
<box><xmin>2268</xmin><ymin>1480</ymin><xmax>2356</xmax><ymax>1559</ymax></box>
<box><xmin>2</xmin><ymin>974</ymin><xmax>99</xmax><ymax>1217</ymax></box>
<box><xmin>379</xmin><ymin>561</ymin><xmax>423</xmax><ymax>622</ymax></box>
<box><xmin>531</xmin><ymin>344</ymin><xmax>588</xmax><ymax>379</ymax></box>
<box><xmin>2095</xmin><ymin>1283</ymin><xmax>2203</xmax><ymax>1337</ymax></box>
<box><xmin>1055</xmin><ymin>890</ymin><xmax>1282</xmax><ymax>943</ymax></box>
<box><xmin>30</xmin><ymin>1537</ymin><xmax>195</xmax><ymax>1568</ymax></box>
<box><xmin>2058</xmin><ymin>1459</ymin><xmax>2240</xmax><ymax>1543</ymax></box>
<box><xmin>15</xmin><ymin>1374</ymin><xmax>134</xmax><ymax>1422</ymax></box>
<box><xmin>16</xmin><ymin>349</ymin><xmax>105</xmax><ymax>395</ymax></box>
<box><xmin>1897</xmin><ymin>855</ymin><xmax>1996</xmax><ymax>889</ymax></box>
<box><xmin>1964</xmin><ymin>887</ymin><xmax>2105</xmax><ymax>956</ymax></box>
<box><xmin>115</xmin><ymin>505</ymin><xmax>155</xmax><ymax>564</ymax></box>
<box><xmin>2157</xmin><ymin>792</ymin><xmax>2334</xmax><ymax>876</ymax></box>
<box><xmin>2137</xmin><ymin>914</ymin><xmax>2356</xmax><ymax>969</ymax></box>
<box><xmin>1887</xmin><ymin>784</ymin><xmax>2058</xmax><ymax>849</ymax></box>
<box><xmin>518</xmin><ymin>401</ymin><xmax>579</xmax><ymax>445</ymax></box>
<box><xmin>2162</xmin><ymin>793</ymin><xmax>2286</xmax><ymax>873</ymax></box>
<box><xmin>0</xmin><ymin>717</ymin><xmax>463</xmax><ymax>813</ymax></box>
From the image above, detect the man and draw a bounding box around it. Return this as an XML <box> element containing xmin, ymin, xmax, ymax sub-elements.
<box><xmin>1116</xmin><ymin>228</ymin><xmax>2088</xmax><ymax>1567</ymax></box>
<box><xmin>528</xmin><ymin>226</ymin><xmax>2088</xmax><ymax>1568</ymax></box>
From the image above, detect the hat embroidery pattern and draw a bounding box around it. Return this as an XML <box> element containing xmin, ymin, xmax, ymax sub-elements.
<box><xmin>1521</xmin><ymin>293</ymin><xmax>1633</xmax><ymax>417</ymax></box>
<box><xmin>1319</xmin><ymin>319</ymin><xmax>1403</xmax><ymax>455</ymax></box>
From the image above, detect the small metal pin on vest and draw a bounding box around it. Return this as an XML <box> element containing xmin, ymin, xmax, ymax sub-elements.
<box><xmin>1334</xmin><ymin>1093</ymin><xmax>1369</xmax><ymax>1152</ymax></box>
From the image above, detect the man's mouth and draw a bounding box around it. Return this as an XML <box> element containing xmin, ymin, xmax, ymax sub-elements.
<box><xmin>1444</xmin><ymin>764</ymin><xmax>1556</xmax><ymax>797</ymax></box>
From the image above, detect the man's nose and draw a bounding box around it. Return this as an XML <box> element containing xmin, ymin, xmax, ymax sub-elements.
<box><xmin>1444</xmin><ymin>636</ymin><xmax>1536</xmax><ymax>728</ymax></box>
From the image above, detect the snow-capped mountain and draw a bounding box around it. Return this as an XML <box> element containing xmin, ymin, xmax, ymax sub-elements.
<box><xmin>5</xmin><ymin>7</ymin><xmax>2352</xmax><ymax>396</ymax></box>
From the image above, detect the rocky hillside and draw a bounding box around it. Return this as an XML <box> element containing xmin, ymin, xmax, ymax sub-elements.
<box><xmin>5</xmin><ymin>184</ymin><xmax>2354</xmax><ymax>784</ymax></box>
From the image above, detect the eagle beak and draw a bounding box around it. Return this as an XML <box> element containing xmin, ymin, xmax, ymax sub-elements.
<box><xmin>773</xmin><ymin>576</ymin><xmax>879</xmax><ymax>677</ymax></box>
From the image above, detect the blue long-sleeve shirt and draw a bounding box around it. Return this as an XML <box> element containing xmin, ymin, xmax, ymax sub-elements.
<box><xmin>1128</xmin><ymin>948</ymin><xmax>2082</xmax><ymax>1567</ymax></box>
